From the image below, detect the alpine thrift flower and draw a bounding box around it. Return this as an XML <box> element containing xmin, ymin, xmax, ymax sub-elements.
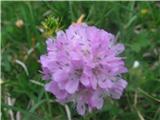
<box><xmin>40</xmin><ymin>23</ymin><xmax>128</xmax><ymax>115</ymax></box>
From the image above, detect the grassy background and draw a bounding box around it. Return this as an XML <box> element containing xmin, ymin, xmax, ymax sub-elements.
<box><xmin>1</xmin><ymin>1</ymin><xmax>160</xmax><ymax>120</ymax></box>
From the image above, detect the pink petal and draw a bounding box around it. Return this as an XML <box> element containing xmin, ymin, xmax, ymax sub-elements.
<box><xmin>53</xmin><ymin>70</ymin><xmax>68</xmax><ymax>82</ymax></box>
<box><xmin>113</xmin><ymin>43</ymin><xmax>125</xmax><ymax>55</ymax></box>
<box><xmin>90</xmin><ymin>91</ymin><xmax>104</xmax><ymax>109</ymax></box>
<box><xmin>76</xmin><ymin>101</ymin><xmax>86</xmax><ymax>115</ymax></box>
<box><xmin>90</xmin><ymin>76</ymin><xmax>97</xmax><ymax>89</ymax></box>
<box><xmin>65</xmin><ymin>80</ymin><xmax>79</xmax><ymax>94</ymax></box>
<box><xmin>98</xmin><ymin>79</ymin><xmax>113</xmax><ymax>89</ymax></box>
<box><xmin>45</xmin><ymin>81</ymin><xmax>68</xmax><ymax>99</ymax></box>
<box><xmin>80</xmin><ymin>74</ymin><xmax>90</xmax><ymax>86</ymax></box>
<box><xmin>109</xmin><ymin>79</ymin><xmax>127</xmax><ymax>99</ymax></box>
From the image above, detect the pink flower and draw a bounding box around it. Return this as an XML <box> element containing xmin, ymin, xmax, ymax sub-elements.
<box><xmin>40</xmin><ymin>23</ymin><xmax>128</xmax><ymax>115</ymax></box>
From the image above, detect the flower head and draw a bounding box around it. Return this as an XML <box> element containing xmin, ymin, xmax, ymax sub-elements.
<box><xmin>40</xmin><ymin>23</ymin><xmax>128</xmax><ymax>115</ymax></box>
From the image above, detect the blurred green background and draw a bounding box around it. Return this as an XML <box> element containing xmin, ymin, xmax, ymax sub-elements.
<box><xmin>1</xmin><ymin>1</ymin><xmax>160</xmax><ymax>120</ymax></box>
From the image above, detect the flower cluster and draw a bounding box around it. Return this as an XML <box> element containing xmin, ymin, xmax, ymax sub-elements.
<box><xmin>40</xmin><ymin>23</ymin><xmax>128</xmax><ymax>115</ymax></box>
